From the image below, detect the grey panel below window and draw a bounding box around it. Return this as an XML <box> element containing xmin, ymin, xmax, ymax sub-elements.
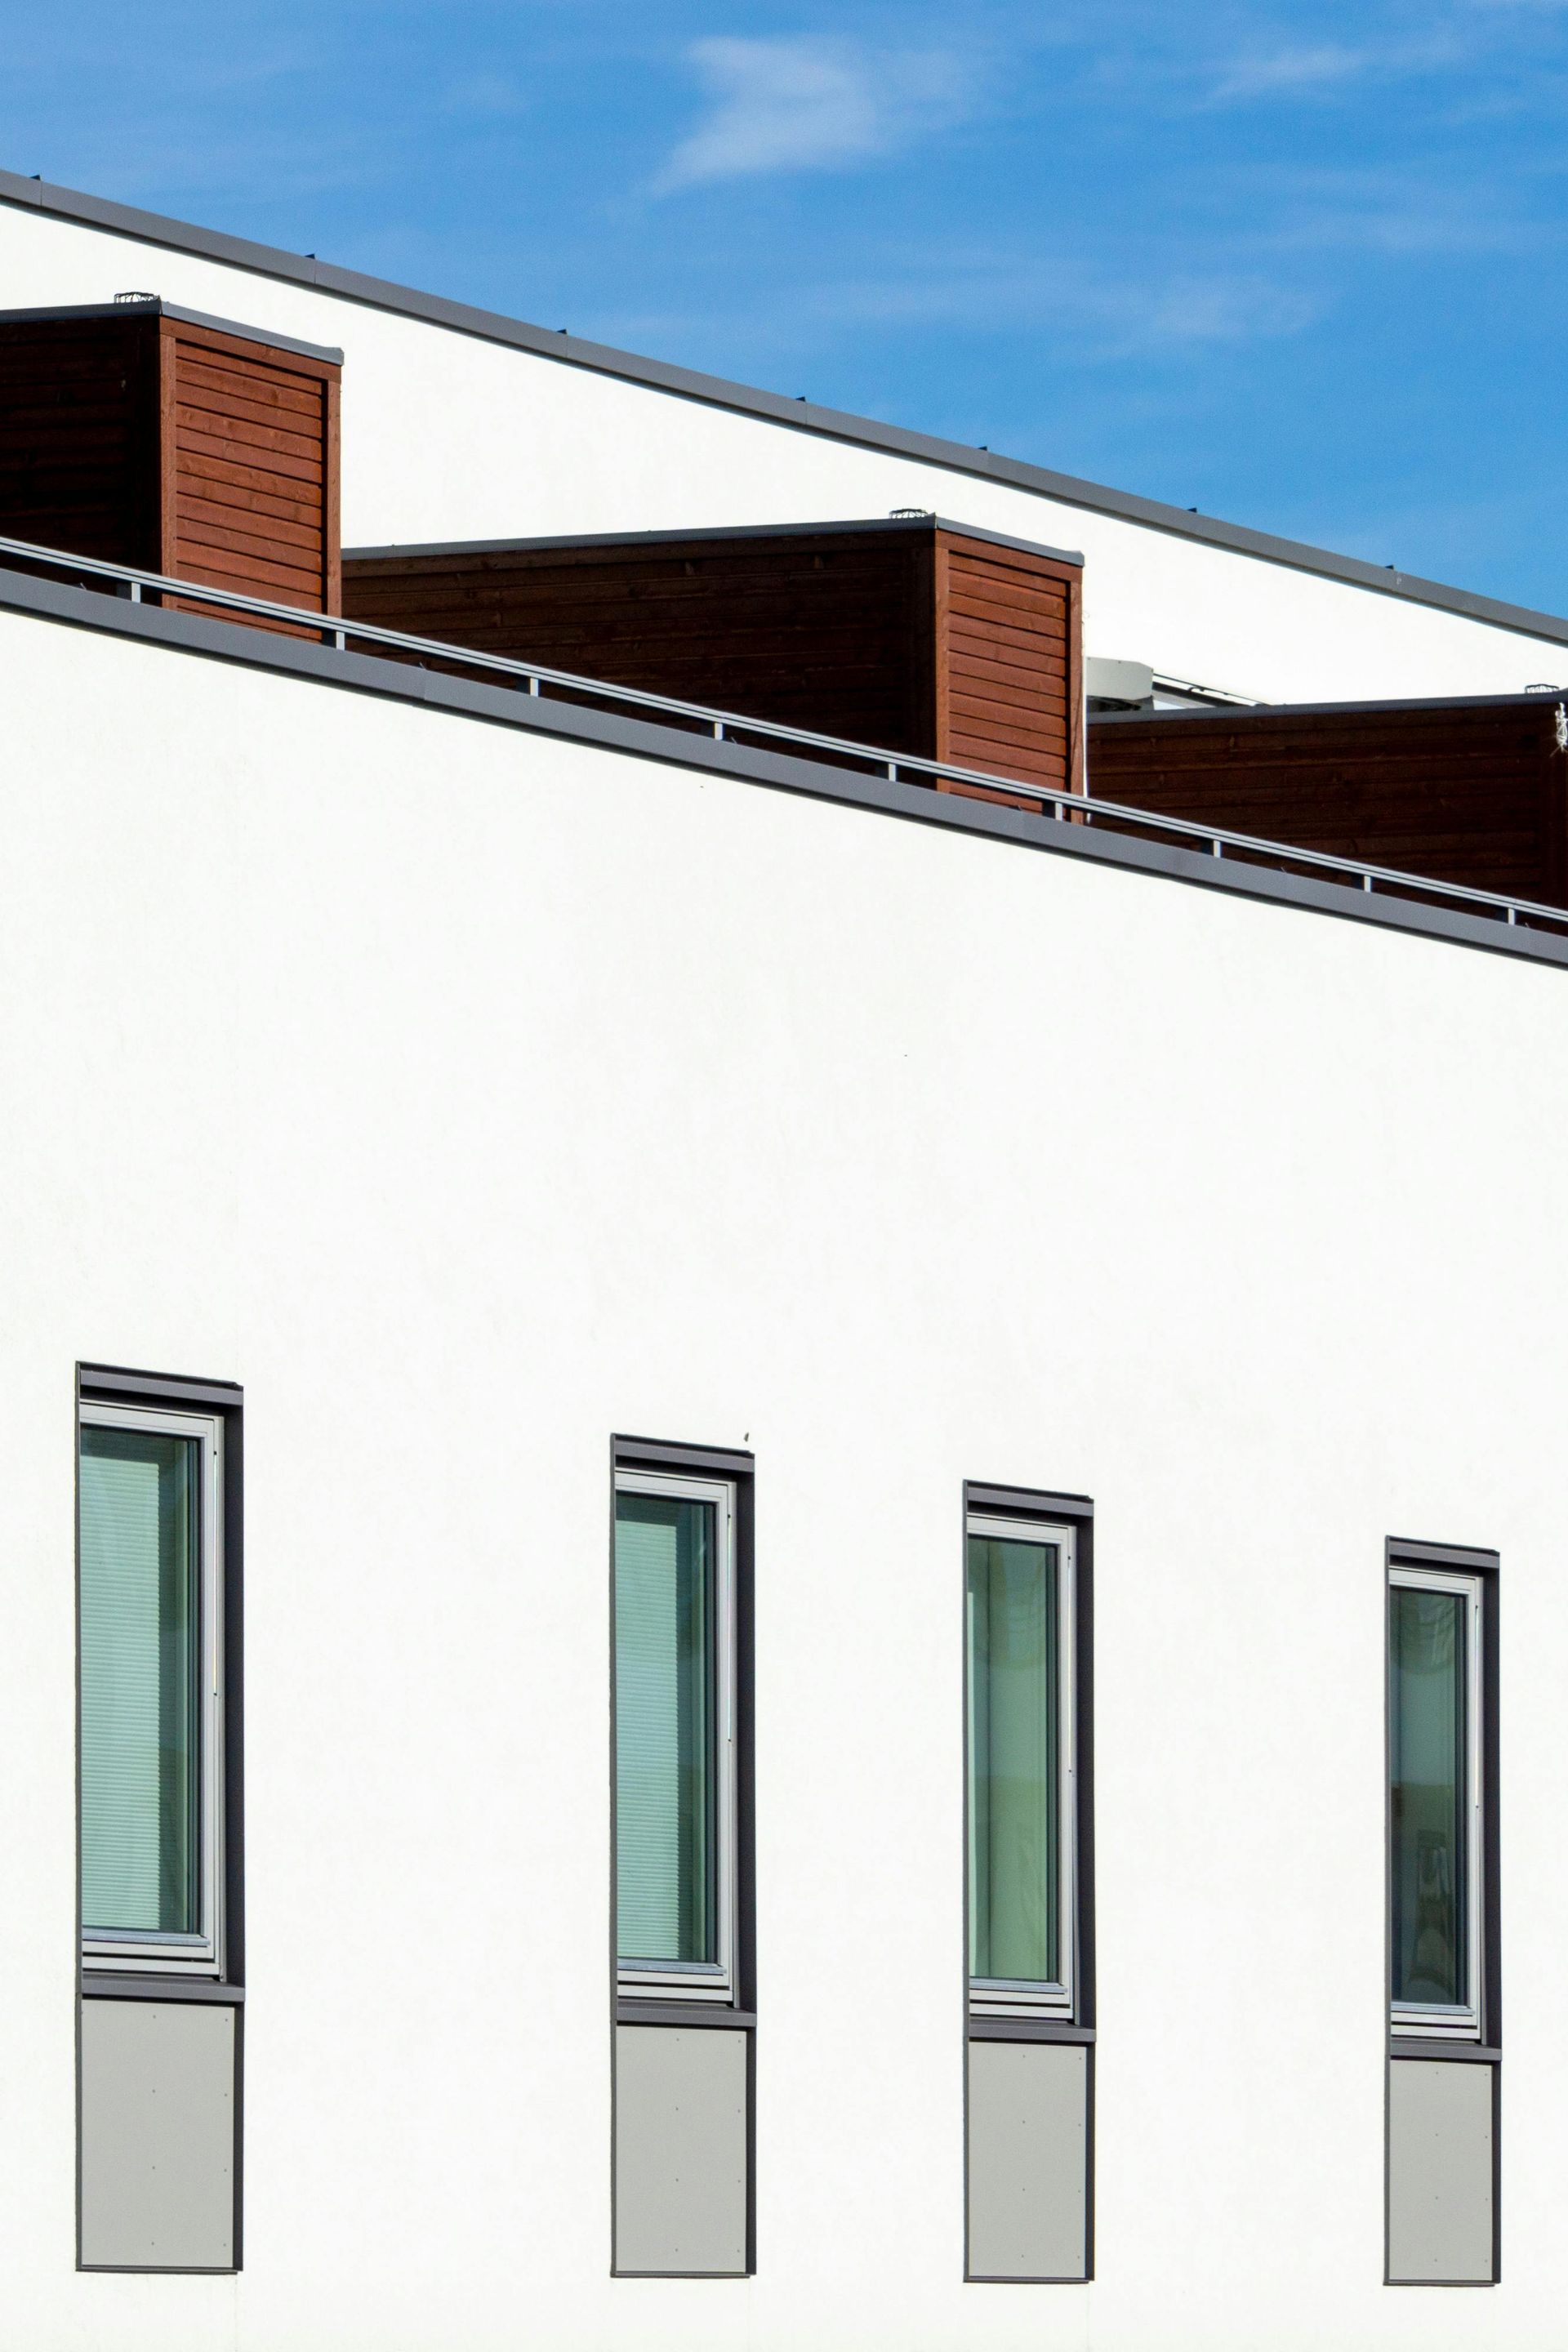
<box><xmin>1388</xmin><ymin>2057</ymin><xmax>1494</xmax><ymax>2284</ymax></box>
<box><xmin>967</xmin><ymin>2038</ymin><xmax>1088</xmax><ymax>2281</ymax></box>
<box><xmin>80</xmin><ymin>1999</ymin><xmax>237</xmax><ymax>2270</ymax></box>
<box><xmin>614</xmin><ymin>2025</ymin><xmax>747</xmax><ymax>2275</ymax></box>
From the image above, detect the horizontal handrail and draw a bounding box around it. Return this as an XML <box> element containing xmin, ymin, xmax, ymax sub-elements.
<box><xmin>4</xmin><ymin>532</ymin><xmax>1566</xmax><ymax>939</ymax></box>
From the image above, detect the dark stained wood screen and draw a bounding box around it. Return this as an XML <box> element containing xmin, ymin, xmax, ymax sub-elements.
<box><xmin>343</xmin><ymin>519</ymin><xmax>1083</xmax><ymax>792</ymax></box>
<box><xmin>349</xmin><ymin>527</ymin><xmax>934</xmax><ymax>749</ymax></box>
<box><xmin>0</xmin><ymin>310</ymin><xmax>163</xmax><ymax>568</ymax></box>
<box><xmin>0</xmin><ymin>302</ymin><xmax>340</xmax><ymax>630</ymax></box>
<box><xmin>1088</xmin><ymin>697</ymin><xmax>1568</xmax><ymax>905</ymax></box>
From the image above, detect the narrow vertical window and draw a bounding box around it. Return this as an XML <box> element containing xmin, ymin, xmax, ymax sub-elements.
<box><xmin>615</xmin><ymin>1471</ymin><xmax>735</xmax><ymax>1999</ymax></box>
<box><xmin>967</xmin><ymin>1512</ymin><xmax>1075</xmax><ymax>2017</ymax></box>
<box><xmin>1388</xmin><ymin>1565</ymin><xmax>1483</xmax><ymax>2038</ymax></box>
<box><xmin>79</xmin><ymin>1401</ymin><xmax>223</xmax><ymax>1975</ymax></box>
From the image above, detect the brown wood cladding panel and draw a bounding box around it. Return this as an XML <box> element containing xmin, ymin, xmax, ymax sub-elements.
<box><xmin>0</xmin><ymin>312</ymin><xmax>339</xmax><ymax>630</ymax></box>
<box><xmin>1088</xmin><ymin>704</ymin><xmax>1568</xmax><ymax>902</ymax></box>
<box><xmin>933</xmin><ymin>533</ymin><xmax>1083</xmax><ymax>801</ymax></box>
<box><xmin>344</xmin><ymin>534</ymin><xmax>938</xmax><ymax>753</ymax></box>
<box><xmin>0</xmin><ymin>314</ymin><xmax>163</xmax><ymax>567</ymax></box>
<box><xmin>343</xmin><ymin>528</ymin><xmax>1088</xmax><ymax>780</ymax></box>
<box><xmin>176</xmin><ymin>356</ymin><xmax>329</xmax><ymax>422</ymax></box>
<box><xmin>323</xmin><ymin>373</ymin><xmax>341</xmax><ymax>617</ymax></box>
<box><xmin>176</xmin><ymin>492</ymin><xmax>323</xmax><ymax>560</ymax></box>
<box><xmin>167</xmin><ymin>320</ymin><xmax>338</xmax><ymax>617</ymax></box>
<box><xmin>175</xmin><ymin>460</ymin><xmax>327</xmax><ymax>532</ymax></box>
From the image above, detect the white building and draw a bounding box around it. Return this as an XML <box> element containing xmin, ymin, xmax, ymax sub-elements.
<box><xmin>0</xmin><ymin>166</ymin><xmax>1564</xmax><ymax>2351</ymax></box>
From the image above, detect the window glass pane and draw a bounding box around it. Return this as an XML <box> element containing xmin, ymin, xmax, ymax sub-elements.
<box><xmin>968</xmin><ymin>1535</ymin><xmax>1059</xmax><ymax>1985</ymax></box>
<box><xmin>80</xmin><ymin>1426</ymin><xmax>201</xmax><ymax>1937</ymax></box>
<box><xmin>1390</xmin><ymin>1586</ymin><xmax>1468</xmax><ymax>2008</ymax></box>
<box><xmin>615</xmin><ymin>1492</ymin><xmax>717</xmax><ymax>1966</ymax></box>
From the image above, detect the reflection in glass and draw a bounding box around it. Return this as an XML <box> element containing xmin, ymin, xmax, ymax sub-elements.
<box><xmin>968</xmin><ymin>1535</ymin><xmax>1060</xmax><ymax>1986</ymax></box>
<box><xmin>615</xmin><ymin>1493</ymin><xmax>717</xmax><ymax>1966</ymax></box>
<box><xmin>1390</xmin><ymin>1586</ymin><xmax>1468</xmax><ymax>2009</ymax></box>
<box><xmin>80</xmin><ymin>1427</ymin><xmax>201</xmax><ymax>1937</ymax></box>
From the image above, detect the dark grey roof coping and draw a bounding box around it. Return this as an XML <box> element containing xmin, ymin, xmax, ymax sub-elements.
<box><xmin>1089</xmin><ymin>686</ymin><xmax>1567</xmax><ymax>724</ymax></box>
<box><xmin>343</xmin><ymin>513</ymin><xmax>1084</xmax><ymax>568</ymax></box>
<box><xmin>1</xmin><ymin>551</ymin><xmax>1562</xmax><ymax>974</ymax></box>
<box><xmin>3</xmin><ymin>163</ymin><xmax>1567</xmax><ymax>650</ymax></box>
<box><xmin>0</xmin><ymin>294</ymin><xmax>344</xmax><ymax>366</ymax></box>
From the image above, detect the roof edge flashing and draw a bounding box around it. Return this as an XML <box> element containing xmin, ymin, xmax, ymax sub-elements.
<box><xmin>1089</xmin><ymin>686</ymin><xmax>1568</xmax><ymax>725</ymax></box>
<box><xmin>0</xmin><ymin>293</ymin><xmax>343</xmax><ymax>365</ymax></box>
<box><xmin>1</xmin><ymin>555</ymin><xmax>1565</xmax><ymax>973</ymax></box>
<box><xmin>2</xmin><ymin>163</ymin><xmax>1566</xmax><ymax>648</ymax></box>
<box><xmin>341</xmin><ymin>514</ymin><xmax>1085</xmax><ymax>568</ymax></box>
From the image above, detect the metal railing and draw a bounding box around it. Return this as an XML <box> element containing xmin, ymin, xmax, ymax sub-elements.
<box><xmin>5</xmin><ymin>530</ymin><xmax>1566</xmax><ymax>944</ymax></box>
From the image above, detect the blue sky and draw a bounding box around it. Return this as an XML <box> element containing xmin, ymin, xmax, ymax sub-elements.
<box><xmin>4</xmin><ymin>0</ymin><xmax>1567</xmax><ymax>612</ymax></box>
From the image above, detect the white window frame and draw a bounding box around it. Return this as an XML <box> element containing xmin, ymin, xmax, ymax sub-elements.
<box><xmin>614</xmin><ymin>1468</ymin><xmax>737</xmax><ymax>2004</ymax></box>
<box><xmin>1388</xmin><ymin>1563</ymin><xmax>1484</xmax><ymax>2042</ymax></box>
<box><xmin>79</xmin><ymin>1400</ymin><xmax>225</xmax><ymax>1979</ymax></box>
<box><xmin>966</xmin><ymin>1512</ymin><xmax>1076</xmax><ymax>2021</ymax></box>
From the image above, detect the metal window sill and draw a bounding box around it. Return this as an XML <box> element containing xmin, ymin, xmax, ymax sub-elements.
<box><xmin>968</xmin><ymin>2016</ymin><xmax>1094</xmax><ymax>2043</ymax></box>
<box><xmin>616</xmin><ymin>1998</ymin><xmax>754</xmax><ymax>2029</ymax></box>
<box><xmin>1389</xmin><ymin>2036</ymin><xmax>1498</xmax><ymax>2063</ymax></box>
<box><xmin>81</xmin><ymin>1973</ymin><xmax>244</xmax><ymax>2004</ymax></box>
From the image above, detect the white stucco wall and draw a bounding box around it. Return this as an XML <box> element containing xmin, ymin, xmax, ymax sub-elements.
<box><xmin>0</xmin><ymin>601</ymin><xmax>1565</xmax><ymax>2351</ymax></box>
<box><xmin>1</xmin><ymin>194</ymin><xmax>1566</xmax><ymax>706</ymax></box>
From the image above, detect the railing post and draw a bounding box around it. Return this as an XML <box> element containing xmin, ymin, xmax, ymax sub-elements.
<box><xmin>0</xmin><ymin>529</ymin><xmax>1553</xmax><ymax>947</ymax></box>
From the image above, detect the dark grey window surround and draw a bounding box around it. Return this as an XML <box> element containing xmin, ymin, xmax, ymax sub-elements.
<box><xmin>963</xmin><ymin>1482</ymin><xmax>1095</xmax><ymax>2284</ymax></box>
<box><xmin>75</xmin><ymin>1362</ymin><xmax>245</xmax><ymax>2278</ymax></box>
<box><xmin>76</xmin><ymin>1361</ymin><xmax>245</xmax><ymax>2005</ymax></box>
<box><xmin>4</xmin><ymin>164</ymin><xmax>1568</xmax><ymax>649</ymax></box>
<box><xmin>3</xmin><ymin>560</ymin><xmax>1566</xmax><ymax>975</ymax></box>
<box><xmin>1385</xmin><ymin>1537</ymin><xmax>1501</xmax><ymax>2289</ymax></box>
<box><xmin>610</xmin><ymin>1436</ymin><xmax>755</xmax><ymax>2278</ymax></box>
<box><xmin>1384</xmin><ymin>1537</ymin><xmax>1500</xmax><ymax>2060</ymax></box>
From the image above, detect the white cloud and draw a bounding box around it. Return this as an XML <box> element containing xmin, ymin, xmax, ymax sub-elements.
<box><xmin>1253</xmin><ymin>164</ymin><xmax>1561</xmax><ymax>256</ymax></box>
<box><xmin>1208</xmin><ymin>30</ymin><xmax>1463</xmax><ymax>103</ymax></box>
<box><xmin>657</xmin><ymin>36</ymin><xmax>976</xmax><ymax>192</ymax></box>
<box><xmin>1211</xmin><ymin>43</ymin><xmax>1372</xmax><ymax>99</ymax></box>
<box><xmin>596</xmin><ymin>248</ymin><xmax>1323</xmax><ymax>368</ymax></box>
<box><xmin>1138</xmin><ymin>273</ymin><xmax>1321</xmax><ymax>345</ymax></box>
<box><xmin>444</xmin><ymin>73</ymin><xmax>527</xmax><ymax>119</ymax></box>
<box><xmin>841</xmin><ymin>262</ymin><xmax>1317</xmax><ymax>351</ymax></box>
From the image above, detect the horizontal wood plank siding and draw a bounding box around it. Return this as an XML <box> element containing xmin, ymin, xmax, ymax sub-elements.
<box><xmin>933</xmin><ymin>532</ymin><xmax>1084</xmax><ymax>804</ymax></box>
<box><xmin>1087</xmin><ymin>701</ymin><xmax>1568</xmax><ymax>904</ymax></box>
<box><xmin>166</xmin><ymin>318</ymin><xmax>339</xmax><ymax>630</ymax></box>
<box><xmin>345</xmin><ymin>523</ymin><xmax>1082</xmax><ymax>787</ymax></box>
<box><xmin>0</xmin><ymin>307</ymin><xmax>340</xmax><ymax>637</ymax></box>
<box><xmin>345</xmin><ymin>532</ymin><xmax>937</xmax><ymax>755</ymax></box>
<box><xmin>0</xmin><ymin>313</ymin><xmax>162</xmax><ymax>567</ymax></box>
